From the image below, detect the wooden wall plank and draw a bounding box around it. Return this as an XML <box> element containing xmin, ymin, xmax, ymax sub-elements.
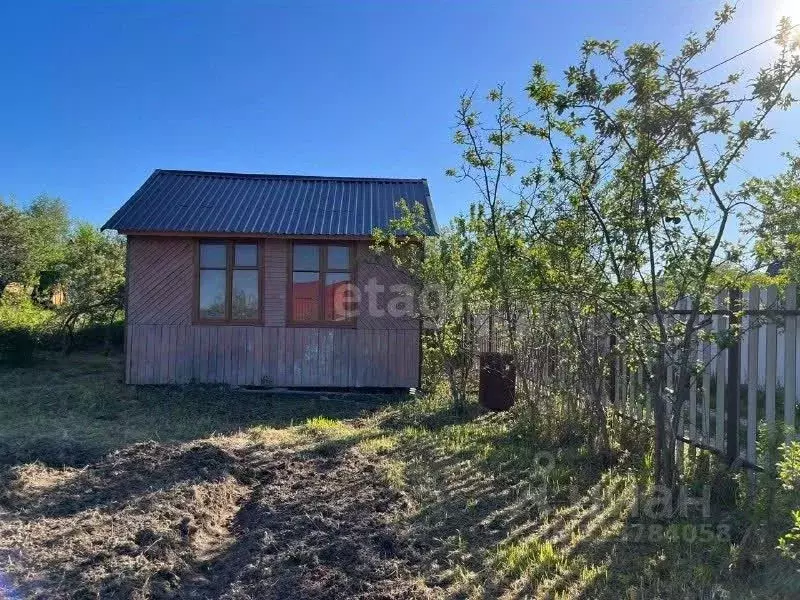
<box><xmin>268</xmin><ymin>327</ymin><xmax>276</xmax><ymax>385</ymax></box>
<box><xmin>130</xmin><ymin>324</ymin><xmax>138</xmax><ymax>384</ymax></box>
<box><xmin>145</xmin><ymin>325</ymin><xmax>154</xmax><ymax>384</ymax></box>
<box><xmin>276</xmin><ymin>327</ymin><xmax>286</xmax><ymax>386</ymax></box>
<box><xmin>125</xmin><ymin>322</ymin><xmax>132</xmax><ymax>384</ymax></box>
<box><xmin>200</xmin><ymin>327</ymin><xmax>209</xmax><ymax>383</ymax></box>
<box><xmin>348</xmin><ymin>328</ymin><xmax>357</xmax><ymax>387</ymax></box>
<box><xmin>287</xmin><ymin>328</ymin><xmax>297</xmax><ymax>386</ymax></box>
<box><xmin>169</xmin><ymin>326</ymin><xmax>177</xmax><ymax>383</ymax></box>
<box><xmin>210</xmin><ymin>327</ymin><xmax>219</xmax><ymax>383</ymax></box>
<box><xmin>191</xmin><ymin>327</ymin><xmax>200</xmax><ymax>383</ymax></box>
<box><xmin>126</xmin><ymin>322</ymin><xmax>420</xmax><ymax>388</ymax></box>
<box><xmin>253</xmin><ymin>328</ymin><xmax>261</xmax><ymax>384</ymax></box>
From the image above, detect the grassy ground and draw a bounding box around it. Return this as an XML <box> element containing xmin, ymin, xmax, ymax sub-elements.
<box><xmin>0</xmin><ymin>353</ymin><xmax>797</xmax><ymax>599</ymax></box>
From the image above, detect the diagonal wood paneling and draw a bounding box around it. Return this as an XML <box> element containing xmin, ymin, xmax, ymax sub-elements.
<box><xmin>355</xmin><ymin>242</ymin><xmax>419</xmax><ymax>331</ymax></box>
<box><xmin>128</xmin><ymin>236</ymin><xmax>193</xmax><ymax>325</ymax></box>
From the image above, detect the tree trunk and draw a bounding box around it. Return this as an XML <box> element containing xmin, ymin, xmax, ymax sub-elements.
<box><xmin>651</xmin><ymin>358</ymin><xmax>675</xmax><ymax>492</ymax></box>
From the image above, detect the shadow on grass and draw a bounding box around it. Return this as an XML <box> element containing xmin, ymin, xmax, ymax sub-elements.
<box><xmin>1</xmin><ymin>441</ymin><xmax>241</xmax><ymax>519</ymax></box>
<box><xmin>362</xmin><ymin>399</ymin><xmax>800</xmax><ymax>599</ymax></box>
<box><xmin>0</xmin><ymin>352</ymin><xmax>390</xmax><ymax>469</ymax></box>
<box><xmin>1</xmin><ymin>440</ymin><xmax>431</xmax><ymax>600</ymax></box>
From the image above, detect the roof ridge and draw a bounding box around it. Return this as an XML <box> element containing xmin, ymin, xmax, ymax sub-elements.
<box><xmin>156</xmin><ymin>169</ymin><xmax>426</xmax><ymax>183</ymax></box>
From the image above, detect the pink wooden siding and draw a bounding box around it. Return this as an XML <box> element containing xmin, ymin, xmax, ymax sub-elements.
<box><xmin>264</xmin><ymin>240</ymin><xmax>287</xmax><ymax>326</ymax></box>
<box><xmin>355</xmin><ymin>242</ymin><xmax>419</xmax><ymax>330</ymax></box>
<box><xmin>127</xmin><ymin>237</ymin><xmax>193</xmax><ymax>325</ymax></box>
<box><xmin>125</xmin><ymin>326</ymin><xmax>419</xmax><ymax>387</ymax></box>
<box><xmin>125</xmin><ymin>236</ymin><xmax>420</xmax><ymax>387</ymax></box>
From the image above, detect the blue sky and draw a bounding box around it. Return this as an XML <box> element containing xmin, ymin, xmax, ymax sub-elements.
<box><xmin>0</xmin><ymin>0</ymin><xmax>796</xmax><ymax>227</ymax></box>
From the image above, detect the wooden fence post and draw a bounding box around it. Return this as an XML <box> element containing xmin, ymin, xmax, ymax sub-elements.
<box><xmin>726</xmin><ymin>288</ymin><xmax>742</xmax><ymax>464</ymax></box>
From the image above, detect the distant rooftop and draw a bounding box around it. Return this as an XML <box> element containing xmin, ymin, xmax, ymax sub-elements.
<box><xmin>102</xmin><ymin>169</ymin><xmax>438</xmax><ymax>236</ymax></box>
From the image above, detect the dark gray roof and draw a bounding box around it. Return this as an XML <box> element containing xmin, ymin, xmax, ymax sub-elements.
<box><xmin>102</xmin><ymin>169</ymin><xmax>438</xmax><ymax>236</ymax></box>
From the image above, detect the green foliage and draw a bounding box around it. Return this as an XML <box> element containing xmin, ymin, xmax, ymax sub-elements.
<box><xmin>0</xmin><ymin>196</ymin><xmax>70</xmax><ymax>297</ymax></box>
<box><xmin>0</xmin><ymin>201</ymin><xmax>126</xmax><ymax>359</ymax></box>
<box><xmin>778</xmin><ymin>441</ymin><xmax>800</xmax><ymax>563</ymax></box>
<box><xmin>778</xmin><ymin>510</ymin><xmax>800</xmax><ymax>563</ymax></box>
<box><xmin>56</xmin><ymin>224</ymin><xmax>126</xmax><ymax>351</ymax></box>
<box><xmin>373</xmin><ymin>202</ymin><xmax>486</xmax><ymax>411</ymax></box>
<box><xmin>779</xmin><ymin>440</ymin><xmax>800</xmax><ymax>490</ymax></box>
<box><xmin>475</xmin><ymin>4</ymin><xmax>798</xmax><ymax>488</ymax></box>
<box><xmin>494</xmin><ymin>537</ymin><xmax>565</xmax><ymax>581</ymax></box>
<box><xmin>743</xmin><ymin>151</ymin><xmax>800</xmax><ymax>282</ymax></box>
<box><xmin>0</xmin><ymin>291</ymin><xmax>54</xmax><ymax>366</ymax></box>
<box><xmin>25</xmin><ymin>195</ymin><xmax>70</xmax><ymax>281</ymax></box>
<box><xmin>0</xmin><ymin>289</ymin><xmax>53</xmax><ymax>330</ymax></box>
<box><xmin>0</xmin><ymin>201</ymin><xmax>30</xmax><ymax>296</ymax></box>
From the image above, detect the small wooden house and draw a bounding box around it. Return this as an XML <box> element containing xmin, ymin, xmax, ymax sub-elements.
<box><xmin>103</xmin><ymin>169</ymin><xmax>437</xmax><ymax>388</ymax></box>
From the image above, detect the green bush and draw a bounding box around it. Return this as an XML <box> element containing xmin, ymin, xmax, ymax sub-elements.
<box><xmin>0</xmin><ymin>289</ymin><xmax>53</xmax><ymax>330</ymax></box>
<box><xmin>0</xmin><ymin>291</ymin><xmax>125</xmax><ymax>359</ymax></box>
<box><xmin>778</xmin><ymin>441</ymin><xmax>800</xmax><ymax>563</ymax></box>
<box><xmin>0</xmin><ymin>292</ymin><xmax>56</xmax><ymax>363</ymax></box>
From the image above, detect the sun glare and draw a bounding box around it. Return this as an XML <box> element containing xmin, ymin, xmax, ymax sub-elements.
<box><xmin>775</xmin><ymin>0</ymin><xmax>800</xmax><ymax>24</ymax></box>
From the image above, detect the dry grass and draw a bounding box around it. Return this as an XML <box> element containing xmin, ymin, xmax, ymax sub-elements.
<box><xmin>0</xmin><ymin>352</ymin><xmax>797</xmax><ymax>599</ymax></box>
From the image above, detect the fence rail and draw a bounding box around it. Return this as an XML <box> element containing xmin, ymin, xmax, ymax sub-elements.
<box><xmin>469</xmin><ymin>285</ymin><xmax>799</xmax><ymax>471</ymax></box>
<box><xmin>613</xmin><ymin>284</ymin><xmax>799</xmax><ymax>470</ymax></box>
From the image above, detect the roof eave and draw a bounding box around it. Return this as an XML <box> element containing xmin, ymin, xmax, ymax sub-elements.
<box><xmin>421</xmin><ymin>179</ymin><xmax>440</xmax><ymax>236</ymax></box>
<box><xmin>101</xmin><ymin>169</ymin><xmax>162</xmax><ymax>231</ymax></box>
<box><xmin>115</xmin><ymin>229</ymin><xmax>378</xmax><ymax>240</ymax></box>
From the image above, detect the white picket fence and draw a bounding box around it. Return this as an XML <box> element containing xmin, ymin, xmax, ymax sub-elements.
<box><xmin>614</xmin><ymin>284</ymin><xmax>799</xmax><ymax>470</ymax></box>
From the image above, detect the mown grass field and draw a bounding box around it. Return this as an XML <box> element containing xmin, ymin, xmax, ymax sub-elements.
<box><xmin>0</xmin><ymin>353</ymin><xmax>797</xmax><ymax>599</ymax></box>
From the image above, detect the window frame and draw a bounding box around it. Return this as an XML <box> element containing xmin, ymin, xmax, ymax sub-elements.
<box><xmin>288</xmin><ymin>241</ymin><xmax>357</xmax><ymax>327</ymax></box>
<box><xmin>194</xmin><ymin>239</ymin><xmax>264</xmax><ymax>325</ymax></box>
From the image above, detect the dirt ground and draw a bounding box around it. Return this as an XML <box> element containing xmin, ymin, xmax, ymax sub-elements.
<box><xmin>0</xmin><ymin>438</ymin><xmax>433</xmax><ymax>600</ymax></box>
<box><xmin>2</xmin><ymin>354</ymin><xmax>798</xmax><ymax>600</ymax></box>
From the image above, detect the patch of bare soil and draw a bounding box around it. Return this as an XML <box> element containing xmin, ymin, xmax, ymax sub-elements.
<box><xmin>0</xmin><ymin>440</ymin><xmax>435</xmax><ymax>600</ymax></box>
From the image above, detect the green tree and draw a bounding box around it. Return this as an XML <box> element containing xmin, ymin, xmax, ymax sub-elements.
<box><xmin>522</xmin><ymin>7</ymin><xmax>800</xmax><ymax>489</ymax></box>
<box><xmin>743</xmin><ymin>151</ymin><xmax>800</xmax><ymax>282</ymax></box>
<box><xmin>27</xmin><ymin>195</ymin><xmax>69</xmax><ymax>271</ymax></box>
<box><xmin>0</xmin><ymin>195</ymin><xmax>70</xmax><ymax>300</ymax></box>
<box><xmin>26</xmin><ymin>195</ymin><xmax>70</xmax><ymax>303</ymax></box>
<box><xmin>57</xmin><ymin>224</ymin><xmax>126</xmax><ymax>351</ymax></box>
<box><xmin>0</xmin><ymin>201</ymin><xmax>29</xmax><ymax>298</ymax></box>
<box><xmin>373</xmin><ymin>202</ymin><xmax>485</xmax><ymax>412</ymax></box>
<box><xmin>436</xmin><ymin>6</ymin><xmax>800</xmax><ymax>487</ymax></box>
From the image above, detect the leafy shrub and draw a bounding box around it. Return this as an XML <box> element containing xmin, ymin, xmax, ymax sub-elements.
<box><xmin>0</xmin><ymin>288</ymin><xmax>53</xmax><ymax>330</ymax></box>
<box><xmin>0</xmin><ymin>288</ymin><xmax>124</xmax><ymax>359</ymax></box>
<box><xmin>0</xmin><ymin>291</ymin><xmax>57</xmax><ymax>361</ymax></box>
<box><xmin>778</xmin><ymin>441</ymin><xmax>800</xmax><ymax>563</ymax></box>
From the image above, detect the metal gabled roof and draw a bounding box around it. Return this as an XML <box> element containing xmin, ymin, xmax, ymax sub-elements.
<box><xmin>102</xmin><ymin>169</ymin><xmax>438</xmax><ymax>237</ymax></box>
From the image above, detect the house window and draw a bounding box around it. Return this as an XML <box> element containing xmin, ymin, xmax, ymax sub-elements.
<box><xmin>197</xmin><ymin>240</ymin><xmax>261</xmax><ymax>323</ymax></box>
<box><xmin>291</xmin><ymin>243</ymin><xmax>355</xmax><ymax>324</ymax></box>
